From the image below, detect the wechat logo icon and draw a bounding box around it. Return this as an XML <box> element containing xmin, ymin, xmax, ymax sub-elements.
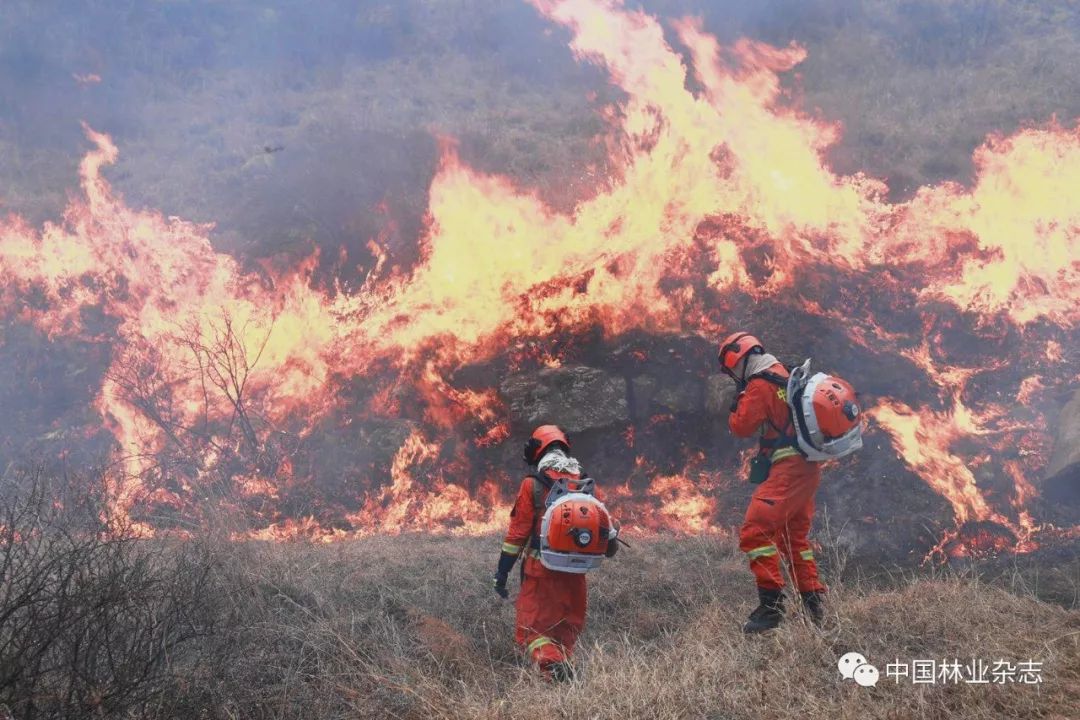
<box><xmin>838</xmin><ymin>651</ymin><xmax>879</xmax><ymax>687</ymax></box>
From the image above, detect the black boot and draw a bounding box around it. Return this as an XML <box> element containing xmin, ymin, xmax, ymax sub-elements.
<box><xmin>548</xmin><ymin>661</ymin><xmax>575</xmax><ymax>683</ymax></box>
<box><xmin>743</xmin><ymin>588</ymin><xmax>784</xmax><ymax>634</ymax></box>
<box><xmin>801</xmin><ymin>591</ymin><xmax>826</xmax><ymax>626</ymax></box>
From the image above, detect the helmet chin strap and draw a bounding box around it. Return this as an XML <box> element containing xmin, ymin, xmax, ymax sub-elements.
<box><xmin>730</xmin><ymin>357</ymin><xmax>748</xmax><ymax>386</ymax></box>
<box><xmin>720</xmin><ymin>359</ymin><xmax>748</xmax><ymax>387</ymax></box>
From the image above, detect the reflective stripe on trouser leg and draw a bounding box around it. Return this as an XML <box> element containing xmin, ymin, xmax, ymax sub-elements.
<box><xmin>527</xmin><ymin>636</ymin><xmax>552</xmax><ymax>654</ymax></box>
<box><xmin>790</xmin><ymin>547</ymin><xmax>825</xmax><ymax>593</ymax></box>
<box><xmin>740</xmin><ymin>512</ymin><xmax>785</xmax><ymax>589</ymax></box>
<box><xmin>744</xmin><ymin>543</ymin><xmax>784</xmax><ymax>590</ymax></box>
<box><xmin>740</xmin><ymin>457</ymin><xmax>823</xmax><ymax>592</ymax></box>
<box><xmin>746</xmin><ymin>544</ymin><xmax>778</xmax><ymax>560</ymax></box>
<box><xmin>780</xmin><ymin>504</ymin><xmax>827</xmax><ymax>594</ymax></box>
<box><xmin>514</xmin><ymin>561</ymin><xmax>586</xmax><ymax>656</ymax></box>
<box><xmin>526</xmin><ymin>635</ymin><xmax>565</xmax><ymax>665</ymax></box>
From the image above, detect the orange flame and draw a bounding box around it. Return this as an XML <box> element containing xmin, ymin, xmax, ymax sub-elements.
<box><xmin>0</xmin><ymin>0</ymin><xmax>1075</xmax><ymax>550</ymax></box>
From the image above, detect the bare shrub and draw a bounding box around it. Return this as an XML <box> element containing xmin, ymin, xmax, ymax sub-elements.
<box><xmin>0</xmin><ymin>467</ymin><xmax>217</xmax><ymax>719</ymax></box>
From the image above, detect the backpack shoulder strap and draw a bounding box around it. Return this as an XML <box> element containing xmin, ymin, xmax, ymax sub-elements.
<box><xmin>529</xmin><ymin>473</ymin><xmax>552</xmax><ymax>512</ymax></box>
<box><xmin>749</xmin><ymin>370</ymin><xmax>797</xmax><ymax>441</ymax></box>
<box><xmin>527</xmin><ymin>473</ymin><xmax>554</xmax><ymax>554</ymax></box>
<box><xmin>753</xmin><ymin>370</ymin><xmax>789</xmax><ymax>387</ymax></box>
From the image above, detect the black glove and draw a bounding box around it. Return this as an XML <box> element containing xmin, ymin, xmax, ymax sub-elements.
<box><xmin>605</xmin><ymin>524</ymin><xmax>620</xmax><ymax>558</ymax></box>
<box><xmin>493</xmin><ymin>548</ymin><xmax>519</xmax><ymax>599</ymax></box>
<box><xmin>493</xmin><ymin>571</ymin><xmax>509</xmax><ymax>599</ymax></box>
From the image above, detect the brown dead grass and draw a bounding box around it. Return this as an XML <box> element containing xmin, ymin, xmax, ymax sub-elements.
<box><xmin>163</xmin><ymin>533</ymin><xmax>1080</xmax><ymax>720</ymax></box>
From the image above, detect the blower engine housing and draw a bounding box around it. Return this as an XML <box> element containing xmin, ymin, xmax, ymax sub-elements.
<box><xmin>538</xmin><ymin>490</ymin><xmax>614</xmax><ymax>574</ymax></box>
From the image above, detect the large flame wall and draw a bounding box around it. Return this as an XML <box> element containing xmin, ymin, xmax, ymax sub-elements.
<box><xmin>0</xmin><ymin>0</ymin><xmax>1077</xmax><ymax>557</ymax></box>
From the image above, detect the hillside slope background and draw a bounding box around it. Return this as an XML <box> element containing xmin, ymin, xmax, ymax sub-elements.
<box><xmin>4</xmin><ymin>0</ymin><xmax>1080</xmax><ymax>264</ymax></box>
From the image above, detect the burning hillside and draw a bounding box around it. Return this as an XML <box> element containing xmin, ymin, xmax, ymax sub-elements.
<box><xmin>0</xmin><ymin>0</ymin><xmax>1077</xmax><ymax>561</ymax></box>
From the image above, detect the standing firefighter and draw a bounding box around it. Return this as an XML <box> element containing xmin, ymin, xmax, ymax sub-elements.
<box><xmin>719</xmin><ymin>331</ymin><xmax>862</xmax><ymax>633</ymax></box>
<box><xmin>492</xmin><ymin>425</ymin><xmax>619</xmax><ymax>681</ymax></box>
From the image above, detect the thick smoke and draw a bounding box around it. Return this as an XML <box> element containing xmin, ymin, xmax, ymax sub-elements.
<box><xmin>4</xmin><ymin>2</ymin><xmax>1079</xmax><ymax>256</ymax></box>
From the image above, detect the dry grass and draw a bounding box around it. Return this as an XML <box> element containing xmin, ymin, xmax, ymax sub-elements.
<box><xmin>2</xmin><ymin>474</ymin><xmax>1077</xmax><ymax>719</ymax></box>
<box><xmin>158</xmin><ymin>533</ymin><xmax>1080</xmax><ymax>720</ymax></box>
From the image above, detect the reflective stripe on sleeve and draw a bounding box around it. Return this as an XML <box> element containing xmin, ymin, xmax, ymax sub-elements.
<box><xmin>800</xmin><ymin>549</ymin><xmax>815</xmax><ymax>561</ymax></box>
<box><xmin>502</xmin><ymin>542</ymin><xmax>523</xmax><ymax>555</ymax></box>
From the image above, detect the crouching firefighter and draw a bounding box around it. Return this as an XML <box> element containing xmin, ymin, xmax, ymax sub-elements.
<box><xmin>492</xmin><ymin>425</ymin><xmax>620</xmax><ymax>681</ymax></box>
<box><xmin>719</xmin><ymin>332</ymin><xmax>863</xmax><ymax>634</ymax></box>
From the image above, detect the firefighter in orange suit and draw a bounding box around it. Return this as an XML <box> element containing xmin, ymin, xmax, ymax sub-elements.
<box><xmin>492</xmin><ymin>425</ymin><xmax>616</xmax><ymax>681</ymax></box>
<box><xmin>719</xmin><ymin>332</ymin><xmax>828</xmax><ymax>633</ymax></box>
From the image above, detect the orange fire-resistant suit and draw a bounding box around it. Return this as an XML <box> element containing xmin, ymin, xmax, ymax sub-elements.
<box><xmin>500</xmin><ymin>474</ymin><xmax>587</xmax><ymax>670</ymax></box>
<box><xmin>730</xmin><ymin>362</ymin><xmax>827</xmax><ymax>594</ymax></box>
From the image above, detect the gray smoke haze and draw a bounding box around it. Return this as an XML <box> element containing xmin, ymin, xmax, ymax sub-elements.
<box><xmin>1</xmin><ymin>1</ymin><xmax>608</xmax><ymax>275</ymax></box>
<box><xmin>2</xmin><ymin>0</ymin><xmax>1079</xmax><ymax>276</ymax></box>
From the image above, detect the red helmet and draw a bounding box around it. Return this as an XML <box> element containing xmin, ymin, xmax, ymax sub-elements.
<box><xmin>718</xmin><ymin>331</ymin><xmax>764</xmax><ymax>374</ymax></box>
<box><xmin>523</xmin><ymin>424</ymin><xmax>570</xmax><ymax>465</ymax></box>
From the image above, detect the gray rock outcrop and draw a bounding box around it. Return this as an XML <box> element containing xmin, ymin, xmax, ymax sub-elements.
<box><xmin>1045</xmin><ymin>389</ymin><xmax>1080</xmax><ymax>505</ymax></box>
<box><xmin>499</xmin><ymin>365</ymin><xmax>628</xmax><ymax>432</ymax></box>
